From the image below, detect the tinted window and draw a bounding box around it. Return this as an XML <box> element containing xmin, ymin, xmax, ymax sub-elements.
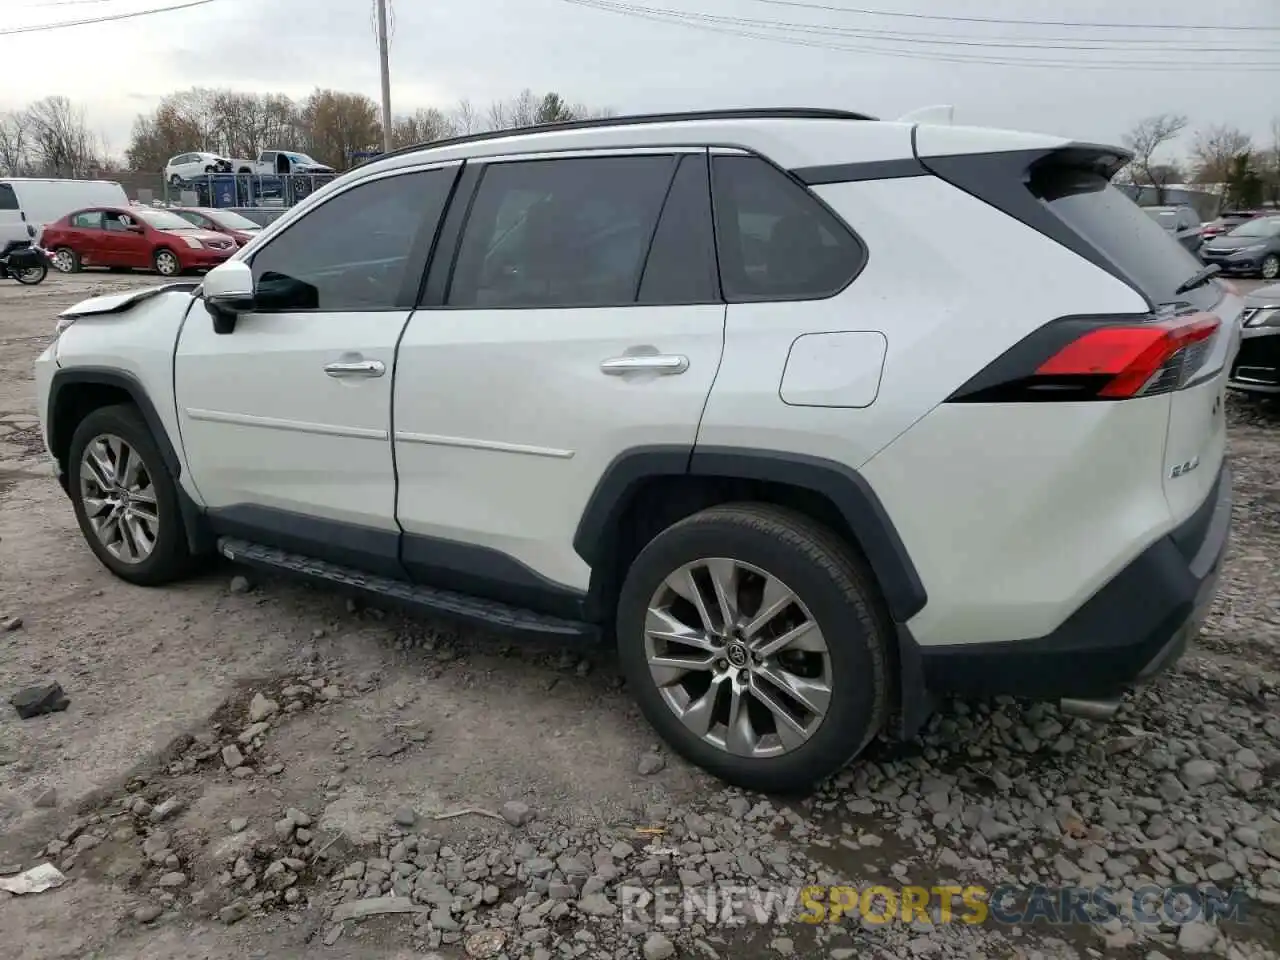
<box><xmin>71</xmin><ymin>211</ymin><xmax>103</xmax><ymax>229</ymax></box>
<box><xmin>0</xmin><ymin>184</ymin><xmax>17</xmax><ymax>211</ymax></box>
<box><xmin>637</xmin><ymin>154</ymin><xmax>720</xmax><ymax>305</ymax></box>
<box><xmin>446</xmin><ymin>155</ymin><xmax>676</xmax><ymax>308</ymax></box>
<box><xmin>1036</xmin><ymin>169</ymin><xmax>1216</xmax><ymax>309</ymax></box>
<box><xmin>711</xmin><ymin>155</ymin><xmax>864</xmax><ymax>302</ymax></box>
<box><xmin>250</xmin><ymin>168</ymin><xmax>456</xmax><ymax>312</ymax></box>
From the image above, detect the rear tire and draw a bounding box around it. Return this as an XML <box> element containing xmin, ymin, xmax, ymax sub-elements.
<box><xmin>616</xmin><ymin>503</ymin><xmax>891</xmax><ymax>793</ymax></box>
<box><xmin>51</xmin><ymin>247</ymin><xmax>79</xmax><ymax>273</ymax></box>
<box><xmin>67</xmin><ymin>405</ymin><xmax>194</xmax><ymax>586</ymax></box>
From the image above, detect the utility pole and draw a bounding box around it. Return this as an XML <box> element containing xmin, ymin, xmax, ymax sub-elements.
<box><xmin>375</xmin><ymin>0</ymin><xmax>392</xmax><ymax>153</ymax></box>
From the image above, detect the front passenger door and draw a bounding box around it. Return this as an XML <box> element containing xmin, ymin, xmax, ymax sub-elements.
<box><xmin>174</xmin><ymin>163</ymin><xmax>460</xmax><ymax>574</ymax></box>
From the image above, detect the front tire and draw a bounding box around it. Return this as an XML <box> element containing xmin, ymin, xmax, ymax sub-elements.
<box><xmin>1261</xmin><ymin>254</ymin><xmax>1279</xmax><ymax>281</ymax></box>
<box><xmin>67</xmin><ymin>405</ymin><xmax>193</xmax><ymax>586</ymax></box>
<box><xmin>616</xmin><ymin>504</ymin><xmax>891</xmax><ymax>793</ymax></box>
<box><xmin>153</xmin><ymin>248</ymin><xmax>180</xmax><ymax>276</ymax></box>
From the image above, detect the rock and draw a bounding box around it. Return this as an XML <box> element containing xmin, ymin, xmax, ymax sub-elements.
<box><xmin>158</xmin><ymin>872</ymin><xmax>187</xmax><ymax>888</ymax></box>
<box><xmin>1176</xmin><ymin>921</ymin><xmax>1217</xmax><ymax>952</ymax></box>
<box><xmin>643</xmin><ymin>933</ymin><xmax>676</xmax><ymax>960</ymax></box>
<box><xmin>1179</xmin><ymin>759</ymin><xmax>1219</xmax><ymax>790</ymax></box>
<box><xmin>228</xmin><ymin>818</ymin><xmax>248</xmax><ymax>833</ymax></box>
<box><xmin>393</xmin><ymin>807</ymin><xmax>417</xmax><ymax>827</ymax></box>
<box><xmin>770</xmin><ymin>938</ymin><xmax>795</xmax><ymax>956</ymax></box>
<box><xmin>9</xmin><ymin>682</ymin><xmax>70</xmax><ymax>719</ymax></box>
<box><xmin>1261</xmin><ymin>826</ymin><xmax>1280</xmax><ymax>859</ymax></box>
<box><xmin>33</xmin><ymin>787</ymin><xmax>57</xmax><ymax>809</ymax></box>
<box><xmin>286</xmin><ymin>807</ymin><xmax>312</xmax><ymax>827</ymax></box>
<box><xmin>231</xmin><ymin>766</ymin><xmax>253</xmax><ymax>780</ymax></box>
<box><xmin>219</xmin><ymin>900</ymin><xmax>250</xmax><ymax>925</ymax></box>
<box><xmin>238</xmin><ymin>722</ymin><xmax>270</xmax><ymax>743</ymax></box>
<box><xmin>229</xmin><ymin>575</ymin><xmax>251</xmax><ymax>594</ymax></box>
<box><xmin>2</xmin><ymin>617</ymin><xmax>21</xmax><ymax>632</ymax></box>
<box><xmin>248</xmin><ymin>693</ymin><xmax>279</xmax><ymax>722</ymax></box>
<box><xmin>464</xmin><ymin>929</ymin><xmax>507</xmax><ymax>958</ymax></box>
<box><xmin>149</xmin><ymin>797</ymin><xmax>184</xmax><ymax>823</ymax></box>
<box><xmin>501</xmin><ymin>801</ymin><xmax>534</xmax><ymax>827</ymax></box>
<box><xmin>576</xmin><ymin>893</ymin><xmax>616</xmax><ymax>916</ymax></box>
<box><xmin>133</xmin><ymin>903</ymin><xmax>163</xmax><ymax>924</ymax></box>
<box><xmin>330</xmin><ymin>896</ymin><xmax>427</xmax><ymax>922</ymax></box>
<box><xmin>221</xmin><ymin>745</ymin><xmax>244</xmax><ymax>770</ymax></box>
<box><xmin>637</xmin><ymin>753</ymin><xmax>665</xmax><ymax>776</ymax></box>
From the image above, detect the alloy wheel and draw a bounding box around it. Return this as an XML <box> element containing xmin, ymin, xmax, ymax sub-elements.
<box><xmin>1263</xmin><ymin>256</ymin><xmax>1279</xmax><ymax>281</ymax></box>
<box><xmin>52</xmin><ymin>249</ymin><xmax>75</xmax><ymax>273</ymax></box>
<box><xmin>644</xmin><ymin>558</ymin><xmax>832</xmax><ymax>759</ymax></box>
<box><xmin>79</xmin><ymin>434</ymin><xmax>160</xmax><ymax>564</ymax></box>
<box><xmin>155</xmin><ymin>251</ymin><xmax>178</xmax><ymax>276</ymax></box>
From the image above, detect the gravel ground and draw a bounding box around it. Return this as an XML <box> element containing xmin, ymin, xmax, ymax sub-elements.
<box><xmin>0</xmin><ymin>272</ymin><xmax>1277</xmax><ymax>960</ymax></box>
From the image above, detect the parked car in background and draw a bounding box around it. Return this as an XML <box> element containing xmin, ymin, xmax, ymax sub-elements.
<box><xmin>1143</xmin><ymin>205</ymin><xmax>1203</xmax><ymax>255</ymax></box>
<box><xmin>1201</xmin><ymin>209</ymin><xmax>1259</xmax><ymax>242</ymax></box>
<box><xmin>164</xmin><ymin>152</ymin><xmax>232</xmax><ymax>185</ymax></box>
<box><xmin>233</xmin><ymin>150</ymin><xmax>335</xmax><ymax>177</ymax></box>
<box><xmin>41</xmin><ymin>206</ymin><xmax>237</xmax><ymax>276</ymax></box>
<box><xmin>1200</xmin><ymin>215</ymin><xmax>1280</xmax><ymax>280</ymax></box>
<box><xmin>1228</xmin><ymin>282</ymin><xmax>1280</xmax><ymax>395</ymax></box>
<box><xmin>171</xmin><ymin>207</ymin><xmax>263</xmax><ymax>247</ymax></box>
<box><xmin>0</xmin><ymin>177</ymin><xmax>129</xmax><ymax>254</ymax></box>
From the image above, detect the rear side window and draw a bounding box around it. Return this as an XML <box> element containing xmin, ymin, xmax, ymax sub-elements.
<box><xmin>711</xmin><ymin>155</ymin><xmax>864</xmax><ymax>302</ymax></box>
<box><xmin>446</xmin><ymin>155</ymin><xmax>676</xmax><ymax>309</ymax></box>
<box><xmin>1033</xmin><ymin>167</ymin><xmax>1213</xmax><ymax>309</ymax></box>
<box><xmin>71</xmin><ymin>211</ymin><xmax>103</xmax><ymax>229</ymax></box>
<box><xmin>0</xmin><ymin>184</ymin><xmax>17</xmax><ymax>211</ymax></box>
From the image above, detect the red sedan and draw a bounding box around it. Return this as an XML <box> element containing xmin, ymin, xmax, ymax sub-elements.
<box><xmin>42</xmin><ymin>206</ymin><xmax>237</xmax><ymax>277</ymax></box>
<box><xmin>170</xmin><ymin>207</ymin><xmax>264</xmax><ymax>247</ymax></box>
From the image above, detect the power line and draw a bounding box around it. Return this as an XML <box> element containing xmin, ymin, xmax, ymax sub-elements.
<box><xmin>736</xmin><ymin>0</ymin><xmax>1280</xmax><ymax>32</ymax></box>
<box><xmin>557</xmin><ymin>0</ymin><xmax>1280</xmax><ymax>70</ymax></box>
<box><xmin>1</xmin><ymin>0</ymin><xmax>219</xmax><ymax>35</ymax></box>
<box><xmin>571</xmin><ymin>0</ymin><xmax>1280</xmax><ymax>53</ymax></box>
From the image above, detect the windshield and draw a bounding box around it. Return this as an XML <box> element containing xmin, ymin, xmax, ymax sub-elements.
<box><xmin>208</xmin><ymin>210</ymin><xmax>260</xmax><ymax>230</ymax></box>
<box><xmin>1227</xmin><ymin>217</ymin><xmax>1280</xmax><ymax>238</ymax></box>
<box><xmin>134</xmin><ymin>209</ymin><xmax>198</xmax><ymax>231</ymax></box>
<box><xmin>1145</xmin><ymin>210</ymin><xmax>1177</xmax><ymax>229</ymax></box>
<box><xmin>288</xmin><ymin>153</ymin><xmax>318</xmax><ymax>165</ymax></box>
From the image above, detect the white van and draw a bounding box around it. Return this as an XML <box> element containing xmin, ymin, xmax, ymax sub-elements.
<box><xmin>0</xmin><ymin>178</ymin><xmax>130</xmax><ymax>254</ymax></box>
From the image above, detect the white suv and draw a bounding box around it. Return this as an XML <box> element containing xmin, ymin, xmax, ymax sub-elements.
<box><xmin>34</xmin><ymin>108</ymin><xmax>1239</xmax><ymax>792</ymax></box>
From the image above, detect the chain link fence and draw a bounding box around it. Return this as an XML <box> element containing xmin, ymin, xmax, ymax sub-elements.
<box><xmin>113</xmin><ymin>170</ymin><xmax>337</xmax><ymax>212</ymax></box>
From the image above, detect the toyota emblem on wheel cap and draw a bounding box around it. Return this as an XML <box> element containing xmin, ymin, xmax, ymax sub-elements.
<box><xmin>726</xmin><ymin>643</ymin><xmax>749</xmax><ymax>667</ymax></box>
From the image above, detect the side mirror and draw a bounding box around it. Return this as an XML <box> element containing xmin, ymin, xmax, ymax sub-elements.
<box><xmin>203</xmin><ymin>260</ymin><xmax>255</xmax><ymax>335</ymax></box>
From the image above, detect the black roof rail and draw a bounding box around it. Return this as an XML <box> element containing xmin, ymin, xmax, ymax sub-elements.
<box><xmin>356</xmin><ymin>107</ymin><xmax>878</xmax><ymax>169</ymax></box>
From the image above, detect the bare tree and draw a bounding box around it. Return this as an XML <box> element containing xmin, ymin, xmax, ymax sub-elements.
<box><xmin>391</xmin><ymin>108</ymin><xmax>456</xmax><ymax>148</ymax></box>
<box><xmin>24</xmin><ymin>96</ymin><xmax>101</xmax><ymax>178</ymax></box>
<box><xmin>452</xmin><ymin>99</ymin><xmax>480</xmax><ymax>136</ymax></box>
<box><xmin>1191</xmin><ymin>124</ymin><xmax>1254</xmax><ymax>184</ymax></box>
<box><xmin>1120</xmin><ymin>113</ymin><xmax>1188</xmax><ymax>205</ymax></box>
<box><xmin>0</xmin><ymin>111</ymin><xmax>29</xmax><ymax>176</ymax></box>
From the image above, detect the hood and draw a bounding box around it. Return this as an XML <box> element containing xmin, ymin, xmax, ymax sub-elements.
<box><xmin>1205</xmin><ymin>235</ymin><xmax>1265</xmax><ymax>251</ymax></box>
<box><xmin>58</xmin><ymin>282</ymin><xmax>200</xmax><ymax>319</ymax></box>
<box><xmin>163</xmin><ymin>228</ymin><xmax>230</xmax><ymax>244</ymax></box>
<box><xmin>1244</xmin><ymin>283</ymin><xmax>1280</xmax><ymax>308</ymax></box>
<box><xmin>296</xmin><ymin>163</ymin><xmax>334</xmax><ymax>173</ymax></box>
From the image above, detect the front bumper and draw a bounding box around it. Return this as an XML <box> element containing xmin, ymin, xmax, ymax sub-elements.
<box><xmin>180</xmin><ymin>250</ymin><xmax>233</xmax><ymax>269</ymax></box>
<box><xmin>1228</xmin><ymin>328</ymin><xmax>1280</xmax><ymax>393</ymax></box>
<box><xmin>1202</xmin><ymin>253</ymin><xmax>1265</xmax><ymax>275</ymax></box>
<box><xmin>913</xmin><ymin>462</ymin><xmax>1231</xmax><ymax>701</ymax></box>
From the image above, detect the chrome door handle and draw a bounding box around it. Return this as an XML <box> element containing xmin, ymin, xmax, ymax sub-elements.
<box><xmin>600</xmin><ymin>354</ymin><xmax>689</xmax><ymax>375</ymax></box>
<box><xmin>324</xmin><ymin>359</ymin><xmax>385</xmax><ymax>378</ymax></box>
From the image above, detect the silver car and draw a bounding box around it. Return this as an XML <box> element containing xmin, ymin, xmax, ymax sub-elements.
<box><xmin>1228</xmin><ymin>282</ymin><xmax>1280</xmax><ymax>394</ymax></box>
<box><xmin>1144</xmin><ymin>205</ymin><xmax>1204</xmax><ymax>256</ymax></box>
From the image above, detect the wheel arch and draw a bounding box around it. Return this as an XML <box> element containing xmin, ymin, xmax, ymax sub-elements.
<box><xmin>574</xmin><ymin>445</ymin><xmax>928</xmax><ymax>626</ymax></box>
<box><xmin>48</xmin><ymin>367</ymin><xmax>212</xmax><ymax>553</ymax></box>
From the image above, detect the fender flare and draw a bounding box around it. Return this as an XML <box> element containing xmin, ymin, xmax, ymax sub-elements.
<box><xmin>47</xmin><ymin>366</ymin><xmax>211</xmax><ymax>553</ymax></box>
<box><xmin>572</xmin><ymin>445</ymin><xmax>927</xmax><ymax>624</ymax></box>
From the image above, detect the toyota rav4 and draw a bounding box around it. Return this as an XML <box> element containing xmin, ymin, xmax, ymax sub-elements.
<box><xmin>33</xmin><ymin>108</ymin><xmax>1239</xmax><ymax>792</ymax></box>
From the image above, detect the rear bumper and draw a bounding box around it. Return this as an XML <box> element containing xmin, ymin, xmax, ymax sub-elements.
<box><xmin>914</xmin><ymin>462</ymin><xmax>1231</xmax><ymax>701</ymax></box>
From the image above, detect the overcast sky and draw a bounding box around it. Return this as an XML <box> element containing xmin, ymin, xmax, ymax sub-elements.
<box><xmin>2</xmin><ymin>0</ymin><xmax>1277</xmax><ymax>160</ymax></box>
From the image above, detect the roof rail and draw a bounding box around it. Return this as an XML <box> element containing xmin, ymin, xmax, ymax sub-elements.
<box><xmin>357</xmin><ymin>107</ymin><xmax>878</xmax><ymax>169</ymax></box>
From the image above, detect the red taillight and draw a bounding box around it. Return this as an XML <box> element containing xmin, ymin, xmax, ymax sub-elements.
<box><xmin>1036</xmin><ymin>313</ymin><xmax>1219</xmax><ymax>399</ymax></box>
<box><xmin>947</xmin><ymin>312</ymin><xmax>1222</xmax><ymax>404</ymax></box>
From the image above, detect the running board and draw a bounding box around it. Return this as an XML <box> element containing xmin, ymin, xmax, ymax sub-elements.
<box><xmin>216</xmin><ymin>537</ymin><xmax>596</xmax><ymax>640</ymax></box>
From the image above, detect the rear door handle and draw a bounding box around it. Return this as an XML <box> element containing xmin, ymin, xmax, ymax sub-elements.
<box><xmin>600</xmin><ymin>354</ymin><xmax>689</xmax><ymax>376</ymax></box>
<box><xmin>324</xmin><ymin>359</ymin><xmax>385</xmax><ymax>378</ymax></box>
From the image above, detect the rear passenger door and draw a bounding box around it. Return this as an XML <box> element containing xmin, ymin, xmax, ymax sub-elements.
<box><xmin>393</xmin><ymin>149</ymin><xmax>726</xmax><ymax>602</ymax></box>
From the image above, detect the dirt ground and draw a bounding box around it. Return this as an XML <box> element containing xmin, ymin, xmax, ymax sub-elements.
<box><xmin>1</xmin><ymin>271</ymin><xmax>1278</xmax><ymax>960</ymax></box>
